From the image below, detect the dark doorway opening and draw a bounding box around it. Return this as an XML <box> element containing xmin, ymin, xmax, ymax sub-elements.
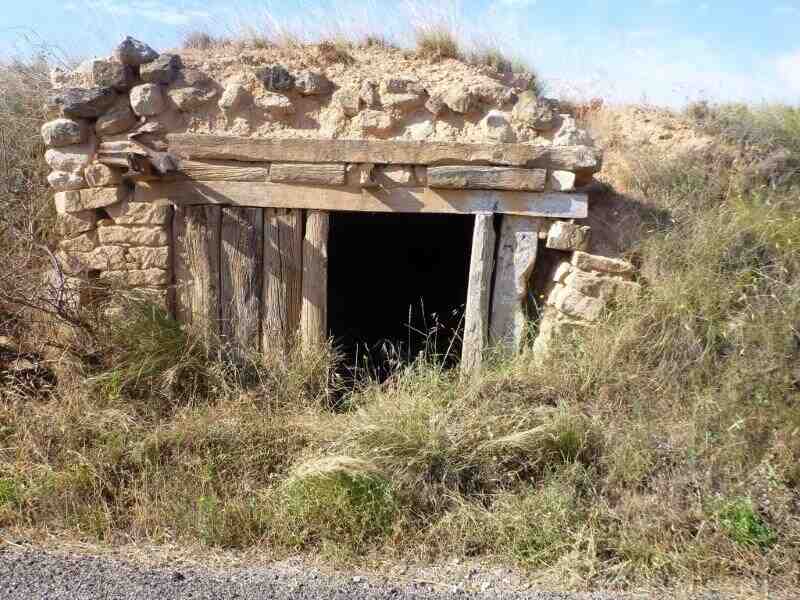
<box><xmin>328</xmin><ymin>211</ymin><xmax>474</xmax><ymax>380</ymax></box>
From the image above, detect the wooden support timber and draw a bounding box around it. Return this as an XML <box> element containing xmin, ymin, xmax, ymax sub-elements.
<box><xmin>167</xmin><ymin>134</ymin><xmax>602</xmax><ymax>172</ymax></box>
<box><xmin>489</xmin><ymin>215</ymin><xmax>540</xmax><ymax>352</ymax></box>
<box><xmin>427</xmin><ymin>166</ymin><xmax>546</xmax><ymax>191</ymax></box>
<box><xmin>262</xmin><ymin>208</ymin><xmax>303</xmax><ymax>356</ymax></box>
<box><xmin>300</xmin><ymin>210</ymin><xmax>329</xmax><ymax>351</ymax></box>
<box><xmin>461</xmin><ymin>214</ymin><xmax>496</xmax><ymax>375</ymax></box>
<box><xmin>135</xmin><ymin>181</ymin><xmax>587</xmax><ymax>219</ymax></box>
<box><xmin>220</xmin><ymin>206</ymin><xmax>263</xmax><ymax>354</ymax></box>
<box><xmin>172</xmin><ymin>205</ymin><xmax>221</xmax><ymax>343</ymax></box>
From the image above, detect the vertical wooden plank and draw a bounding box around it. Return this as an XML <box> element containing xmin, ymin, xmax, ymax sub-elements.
<box><xmin>461</xmin><ymin>213</ymin><xmax>496</xmax><ymax>374</ymax></box>
<box><xmin>300</xmin><ymin>210</ymin><xmax>329</xmax><ymax>351</ymax></box>
<box><xmin>262</xmin><ymin>208</ymin><xmax>303</xmax><ymax>356</ymax></box>
<box><xmin>489</xmin><ymin>215</ymin><xmax>540</xmax><ymax>352</ymax></box>
<box><xmin>220</xmin><ymin>206</ymin><xmax>263</xmax><ymax>354</ymax></box>
<box><xmin>173</xmin><ymin>204</ymin><xmax>221</xmax><ymax>342</ymax></box>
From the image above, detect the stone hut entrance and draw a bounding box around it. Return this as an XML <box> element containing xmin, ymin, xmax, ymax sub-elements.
<box><xmin>328</xmin><ymin>211</ymin><xmax>474</xmax><ymax>375</ymax></box>
<box><xmin>44</xmin><ymin>37</ymin><xmax>639</xmax><ymax>374</ymax></box>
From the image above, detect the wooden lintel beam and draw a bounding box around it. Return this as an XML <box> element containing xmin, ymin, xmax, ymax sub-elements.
<box><xmin>135</xmin><ymin>180</ymin><xmax>588</xmax><ymax>219</ymax></box>
<box><xmin>166</xmin><ymin>134</ymin><xmax>602</xmax><ymax>172</ymax></box>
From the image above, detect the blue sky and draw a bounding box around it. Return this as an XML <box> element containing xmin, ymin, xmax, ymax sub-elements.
<box><xmin>2</xmin><ymin>0</ymin><xmax>799</xmax><ymax>106</ymax></box>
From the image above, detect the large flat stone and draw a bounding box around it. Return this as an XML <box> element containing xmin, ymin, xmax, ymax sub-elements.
<box><xmin>41</xmin><ymin>118</ymin><xmax>88</xmax><ymax>147</ymax></box>
<box><xmin>97</xmin><ymin>225</ymin><xmax>168</xmax><ymax>246</ymax></box>
<box><xmin>106</xmin><ymin>201</ymin><xmax>170</xmax><ymax>225</ymax></box>
<box><xmin>50</xmin><ymin>87</ymin><xmax>118</xmax><ymax>119</ymax></box>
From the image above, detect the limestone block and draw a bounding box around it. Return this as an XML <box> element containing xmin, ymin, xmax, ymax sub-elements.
<box><xmin>359</xmin><ymin>80</ymin><xmax>380</xmax><ymax>108</ymax></box>
<box><xmin>85</xmin><ymin>163</ymin><xmax>122</xmax><ymax>187</ymax></box>
<box><xmin>114</xmin><ymin>36</ymin><xmax>158</xmax><ymax>66</ymax></box>
<box><xmin>553</xmin><ymin>115</ymin><xmax>594</xmax><ymax>147</ymax></box>
<box><xmin>441</xmin><ymin>86</ymin><xmax>475</xmax><ymax>114</ymax></box>
<box><xmin>472</xmin><ymin>82</ymin><xmax>515</xmax><ymax>108</ymax></box>
<box><xmin>295</xmin><ymin>70</ymin><xmax>332</xmax><ymax>96</ymax></box>
<box><xmin>332</xmin><ymin>86</ymin><xmax>361</xmax><ymax>117</ymax></box>
<box><xmin>511</xmin><ymin>91</ymin><xmax>558</xmax><ymax>130</ymax></box>
<box><xmin>254</xmin><ymin>93</ymin><xmax>294</xmax><ymax>117</ymax></box>
<box><xmin>60</xmin><ymin>232</ymin><xmax>97</xmax><ymax>253</ymax></box>
<box><xmin>55</xmin><ymin>187</ymin><xmax>127</xmax><ymax>213</ymax></box>
<box><xmin>219</xmin><ymin>83</ymin><xmax>251</xmax><ymax>112</ymax></box>
<box><xmin>354</xmin><ymin>109</ymin><xmax>394</xmax><ymax>134</ymax></box>
<box><xmin>480</xmin><ymin>110</ymin><xmax>516</xmax><ymax>143</ymax></box>
<box><xmin>140</xmin><ymin>54</ymin><xmax>181</xmax><ymax>84</ymax></box>
<box><xmin>100</xmin><ymin>268</ymin><xmax>169</xmax><ymax>287</ymax></box>
<box><xmin>572</xmin><ymin>251</ymin><xmax>635</xmax><ymax>276</ymax></box>
<box><xmin>60</xmin><ymin>245</ymin><xmax>127</xmax><ymax>274</ymax></box>
<box><xmin>167</xmin><ymin>70</ymin><xmax>219</xmax><ymax>111</ymax></box>
<box><xmin>50</xmin><ymin>87</ymin><xmax>118</xmax><ymax>119</ymax></box>
<box><xmin>56</xmin><ymin>210</ymin><xmax>97</xmax><ymax>238</ymax></box>
<box><xmin>258</xmin><ymin>65</ymin><xmax>294</xmax><ymax>92</ymax></box>
<box><xmin>425</xmin><ymin>94</ymin><xmax>445</xmax><ymax>116</ymax></box>
<box><xmin>106</xmin><ymin>201</ymin><xmax>170</xmax><ymax>225</ymax></box>
<box><xmin>381</xmin><ymin>92</ymin><xmax>427</xmax><ymax>112</ymax></box>
<box><xmin>564</xmin><ymin>270</ymin><xmax>617</xmax><ymax>299</ymax></box>
<box><xmin>97</xmin><ymin>225</ymin><xmax>168</xmax><ymax>246</ymax></box>
<box><xmin>554</xmin><ymin>287</ymin><xmax>605</xmax><ymax>321</ymax></box>
<box><xmin>95</xmin><ymin>96</ymin><xmax>138</xmax><ymax>136</ymax></box>
<box><xmin>379</xmin><ymin>79</ymin><xmax>427</xmax><ymax>112</ymax></box>
<box><xmin>48</xmin><ymin>171</ymin><xmax>87</xmax><ymax>191</ymax></box>
<box><xmin>552</xmin><ymin>260</ymin><xmax>572</xmax><ymax>284</ymax></box>
<box><xmin>546</xmin><ymin>282</ymin><xmax>565</xmax><ymax>307</ymax></box>
<box><xmin>127</xmin><ymin>246</ymin><xmax>169</xmax><ymax>269</ymax></box>
<box><xmin>76</xmin><ymin>58</ymin><xmax>134</xmax><ymax>90</ymax></box>
<box><xmin>130</xmin><ymin>83</ymin><xmax>166</xmax><ymax>116</ymax></box>
<box><xmin>41</xmin><ymin>118</ymin><xmax>88</xmax><ymax>147</ymax></box>
<box><xmin>546</xmin><ymin>221</ymin><xmax>590</xmax><ymax>251</ymax></box>
<box><xmin>375</xmin><ymin>165</ymin><xmax>415</xmax><ymax>185</ymax></box>
<box><xmin>548</xmin><ymin>170</ymin><xmax>577</xmax><ymax>192</ymax></box>
<box><xmin>44</xmin><ymin>141</ymin><xmax>95</xmax><ymax>173</ymax></box>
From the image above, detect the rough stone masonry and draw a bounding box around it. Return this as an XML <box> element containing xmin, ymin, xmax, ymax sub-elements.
<box><xmin>43</xmin><ymin>35</ymin><xmax>639</xmax><ymax>361</ymax></box>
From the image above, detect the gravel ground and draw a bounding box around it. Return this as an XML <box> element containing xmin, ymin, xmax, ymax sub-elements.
<box><xmin>0</xmin><ymin>546</ymin><xmax>633</xmax><ymax>600</ymax></box>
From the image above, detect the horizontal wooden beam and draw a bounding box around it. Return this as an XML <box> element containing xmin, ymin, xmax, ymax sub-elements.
<box><xmin>428</xmin><ymin>166</ymin><xmax>546</xmax><ymax>191</ymax></box>
<box><xmin>175</xmin><ymin>159</ymin><xmax>270</xmax><ymax>181</ymax></box>
<box><xmin>270</xmin><ymin>162</ymin><xmax>346</xmax><ymax>185</ymax></box>
<box><xmin>166</xmin><ymin>134</ymin><xmax>602</xmax><ymax>172</ymax></box>
<box><xmin>135</xmin><ymin>180</ymin><xmax>587</xmax><ymax>218</ymax></box>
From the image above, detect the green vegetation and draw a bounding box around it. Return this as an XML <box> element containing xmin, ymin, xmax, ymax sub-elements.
<box><xmin>1</xmin><ymin>55</ymin><xmax>799</xmax><ymax>592</ymax></box>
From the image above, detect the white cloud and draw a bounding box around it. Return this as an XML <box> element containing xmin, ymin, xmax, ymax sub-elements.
<box><xmin>776</xmin><ymin>50</ymin><xmax>800</xmax><ymax>94</ymax></box>
<box><xmin>71</xmin><ymin>0</ymin><xmax>210</xmax><ymax>26</ymax></box>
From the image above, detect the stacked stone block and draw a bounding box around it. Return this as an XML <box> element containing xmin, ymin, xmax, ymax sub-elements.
<box><xmin>44</xmin><ymin>37</ymin><xmax>173</xmax><ymax>307</ymax></box>
<box><xmin>532</xmin><ymin>251</ymin><xmax>641</xmax><ymax>357</ymax></box>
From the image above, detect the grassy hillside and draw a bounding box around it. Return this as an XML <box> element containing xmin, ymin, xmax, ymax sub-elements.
<box><xmin>1</xmin><ymin>55</ymin><xmax>799</xmax><ymax>591</ymax></box>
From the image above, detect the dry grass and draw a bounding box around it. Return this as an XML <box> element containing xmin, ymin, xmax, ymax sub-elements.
<box><xmin>1</xmin><ymin>56</ymin><xmax>800</xmax><ymax>592</ymax></box>
<box><xmin>414</xmin><ymin>27</ymin><xmax>462</xmax><ymax>61</ymax></box>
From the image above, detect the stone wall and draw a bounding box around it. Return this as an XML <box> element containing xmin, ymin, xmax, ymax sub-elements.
<box><xmin>42</xmin><ymin>35</ymin><xmax>631</xmax><ymax>358</ymax></box>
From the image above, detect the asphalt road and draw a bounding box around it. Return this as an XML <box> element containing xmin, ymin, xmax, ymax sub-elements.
<box><xmin>0</xmin><ymin>547</ymin><xmax>628</xmax><ymax>600</ymax></box>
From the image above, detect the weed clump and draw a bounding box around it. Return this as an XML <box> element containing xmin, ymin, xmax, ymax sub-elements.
<box><xmin>414</xmin><ymin>27</ymin><xmax>461</xmax><ymax>61</ymax></box>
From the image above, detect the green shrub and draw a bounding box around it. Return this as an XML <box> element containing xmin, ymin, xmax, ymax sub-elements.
<box><xmin>282</xmin><ymin>456</ymin><xmax>397</xmax><ymax>550</ymax></box>
<box><xmin>716</xmin><ymin>497</ymin><xmax>776</xmax><ymax>548</ymax></box>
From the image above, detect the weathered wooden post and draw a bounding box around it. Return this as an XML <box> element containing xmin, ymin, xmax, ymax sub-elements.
<box><xmin>300</xmin><ymin>210</ymin><xmax>330</xmax><ymax>351</ymax></box>
<box><xmin>220</xmin><ymin>207</ymin><xmax>263</xmax><ymax>353</ymax></box>
<box><xmin>262</xmin><ymin>208</ymin><xmax>303</xmax><ymax>356</ymax></box>
<box><xmin>489</xmin><ymin>215</ymin><xmax>540</xmax><ymax>352</ymax></box>
<box><xmin>461</xmin><ymin>213</ymin><xmax>496</xmax><ymax>374</ymax></box>
<box><xmin>172</xmin><ymin>205</ymin><xmax>221</xmax><ymax>344</ymax></box>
